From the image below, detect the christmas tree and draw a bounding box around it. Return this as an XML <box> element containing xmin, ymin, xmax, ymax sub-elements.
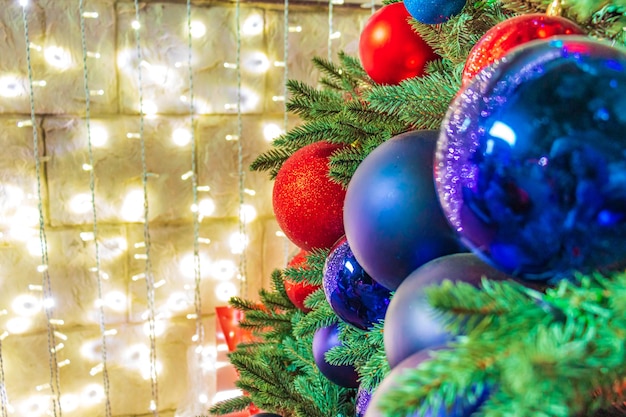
<box><xmin>210</xmin><ymin>0</ymin><xmax>626</xmax><ymax>415</ymax></box>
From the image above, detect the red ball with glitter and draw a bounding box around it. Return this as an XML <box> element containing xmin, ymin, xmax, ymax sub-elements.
<box><xmin>272</xmin><ymin>142</ymin><xmax>346</xmax><ymax>252</ymax></box>
<box><xmin>359</xmin><ymin>2</ymin><xmax>439</xmax><ymax>85</ymax></box>
<box><xmin>462</xmin><ymin>14</ymin><xmax>585</xmax><ymax>85</ymax></box>
<box><xmin>284</xmin><ymin>249</ymin><xmax>320</xmax><ymax>312</ymax></box>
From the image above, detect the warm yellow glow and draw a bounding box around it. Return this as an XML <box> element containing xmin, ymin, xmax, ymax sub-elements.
<box><xmin>69</xmin><ymin>193</ymin><xmax>93</xmax><ymax>214</ymax></box>
<box><xmin>121</xmin><ymin>189</ymin><xmax>145</xmax><ymax>221</ymax></box>
<box><xmin>209</xmin><ymin>259</ymin><xmax>236</xmax><ymax>281</ymax></box>
<box><xmin>179</xmin><ymin>252</ymin><xmax>210</xmax><ymax>279</ymax></box>
<box><xmin>198</xmin><ymin>198</ymin><xmax>215</xmax><ymax>217</ymax></box>
<box><xmin>215</xmin><ymin>281</ymin><xmax>238</xmax><ymax>301</ymax></box>
<box><xmin>141</xmin><ymin>61</ymin><xmax>168</xmax><ymax>85</ymax></box>
<box><xmin>26</xmin><ymin>237</ymin><xmax>47</xmax><ymax>257</ymax></box>
<box><xmin>189</xmin><ymin>20</ymin><xmax>207</xmax><ymax>38</ymax></box>
<box><xmin>141</xmin><ymin>360</ymin><xmax>163</xmax><ymax>381</ymax></box>
<box><xmin>140</xmin><ymin>100</ymin><xmax>158</xmax><ymax>116</ymax></box>
<box><xmin>81</xmin><ymin>384</ymin><xmax>104</xmax><ymax>405</ymax></box>
<box><xmin>198</xmin><ymin>393</ymin><xmax>209</xmax><ymax>404</ymax></box>
<box><xmin>12</xmin><ymin>206</ymin><xmax>40</xmax><ymax>228</ymax></box>
<box><xmin>60</xmin><ymin>394</ymin><xmax>79</xmax><ymax>412</ymax></box>
<box><xmin>0</xmin><ymin>75</ymin><xmax>24</xmax><ymax>97</ymax></box>
<box><xmin>243</xmin><ymin>52</ymin><xmax>270</xmax><ymax>74</ymax></box>
<box><xmin>131</xmin><ymin>20</ymin><xmax>141</xmax><ymax>30</ymax></box>
<box><xmin>228</xmin><ymin>232</ymin><xmax>249</xmax><ymax>254</ymax></box>
<box><xmin>172</xmin><ymin>128</ymin><xmax>192</xmax><ymax>147</ymax></box>
<box><xmin>42</xmin><ymin>297</ymin><xmax>55</xmax><ymax>310</ymax></box>
<box><xmin>166</xmin><ymin>291</ymin><xmax>189</xmax><ymax>311</ymax></box>
<box><xmin>263</xmin><ymin>123</ymin><xmax>283</xmax><ymax>141</ymax></box>
<box><xmin>80</xmin><ymin>231</ymin><xmax>95</xmax><ymax>242</ymax></box>
<box><xmin>143</xmin><ymin>320</ymin><xmax>166</xmax><ymax>337</ymax></box>
<box><xmin>6</xmin><ymin>317</ymin><xmax>31</xmax><ymax>334</ymax></box>
<box><xmin>239</xmin><ymin>204</ymin><xmax>257</xmax><ymax>224</ymax></box>
<box><xmin>11</xmin><ymin>294</ymin><xmax>40</xmax><ymax>316</ymax></box>
<box><xmin>104</xmin><ymin>290</ymin><xmax>127</xmax><ymax>312</ymax></box>
<box><xmin>242</xmin><ymin>14</ymin><xmax>264</xmax><ymax>36</ymax></box>
<box><xmin>44</xmin><ymin>46</ymin><xmax>72</xmax><ymax>70</ymax></box>
<box><xmin>18</xmin><ymin>395</ymin><xmax>48</xmax><ymax>417</ymax></box>
<box><xmin>89</xmin><ymin>124</ymin><xmax>109</xmax><ymax>147</ymax></box>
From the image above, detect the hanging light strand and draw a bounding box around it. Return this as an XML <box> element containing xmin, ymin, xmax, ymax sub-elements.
<box><xmin>78</xmin><ymin>1</ymin><xmax>112</xmax><ymax>416</ymax></box>
<box><xmin>283</xmin><ymin>0</ymin><xmax>291</xmax><ymax>267</ymax></box>
<box><xmin>235</xmin><ymin>0</ymin><xmax>248</xmax><ymax>298</ymax></box>
<box><xmin>186</xmin><ymin>0</ymin><xmax>204</xmax><ymax>345</ymax></box>
<box><xmin>0</xmin><ymin>339</ymin><xmax>8</xmax><ymax>417</ymax></box>
<box><xmin>328</xmin><ymin>0</ymin><xmax>334</xmax><ymax>61</ymax></box>
<box><xmin>132</xmin><ymin>1</ymin><xmax>159</xmax><ymax>415</ymax></box>
<box><xmin>20</xmin><ymin>4</ymin><xmax>62</xmax><ymax>417</ymax></box>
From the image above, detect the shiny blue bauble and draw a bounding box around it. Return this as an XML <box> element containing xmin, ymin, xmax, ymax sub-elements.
<box><xmin>384</xmin><ymin>254</ymin><xmax>511</xmax><ymax>368</ymax></box>
<box><xmin>356</xmin><ymin>386</ymin><xmax>373</xmax><ymax>417</ymax></box>
<box><xmin>345</xmin><ymin>130</ymin><xmax>463</xmax><ymax>291</ymax></box>
<box><xmin>312</xmin><ymin>323</ymin><xmax>360</xmax><ymax>388</ymax></box>
<box><xmin>436</xmin><ymin>37</ymin><xmax>626</xmax><ymax>282</ymax></box>
<box><xmin>404</xmin><ymin>0</ymin><xmax>466</xmax><ymax>24</ymax></box>
<box><xmin>365</xmin><ymin>347</ymin><xmax>489</xmax><ymax>417</ymax></box>
<box><xmin>323</xmin><ymin>237</ymin><xmax>392</xmax><ymax>330</ymax></box>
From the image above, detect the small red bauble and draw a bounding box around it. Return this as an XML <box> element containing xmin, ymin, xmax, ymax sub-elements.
<box><xmin>359</xmin><ymin>2</ymin><xmax>439</xmax><ymax>85</ymax></box>
<box><xmin>284</xmin><ymin>249</ymin><xmax>320</xmax><ymax>312</ymax></box>
<box><xmin>272</xmin><ymin>142</ymin><xmax>346</xmax><ymax>252</ymax></box>
<box><xmin>462</xmin><ymin>14</ymin><xmax>585</xmax><ymax>85</ymax></box>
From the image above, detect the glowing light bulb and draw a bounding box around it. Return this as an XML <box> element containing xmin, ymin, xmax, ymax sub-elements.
<box><xmin>243</xmin><ymin>52</ymin><xmax>270</xmax><ymax>74</ymax></box>
<box><xmin>0</xmin><ymin>76</ymin><xmax>24</xmax><ymax>97</ymax></box>
<box><xmin>209</xmin><ymin>259</ymin><xmax>236</xmax><ymax>281</ymax></box>
<box><xmin>239</xmin><ymin>204</ymin><xmax>257</xmax><ymax>224</ymax></box>
<box><xmin>229</xmin><ymin>232</ymin><xmax>249</xmax><ymax>254</ymax></box>
<box><xmin>141</xmin><ymin>61</ymin><xmax>168</xmax><ymax>84</ymax></box>
<box><xmin>89</xmin><ymin>125</ymin><xmax>109</xmax><ymax>147</ymax></box>
<box><xmin>18</xmin><ymin>395</ymin><xmax>48</xmax><ymax>417</ymax></box>
<box><xmin>140</xmin><ymin>100</ymin><xmax>158</xmax><ymax>116</ymax></box>
<box><xmin>44</xmin><ymin>46</ymin><xmax>72</xmax><ymax>70</ymax></box>
<box><xmin>6</xmin><ymin>317</ymin><xmax>31</xmax><ymax>334</ymax></box>
<box><xmin>239</xmin><ymin>87</ymin><xmax>260</xmax><ymax>112</ymax></box>
<box><xmin>60</xmin><ymin>394</ymin><xmax>79</xmax><ymax>412</ymax></box>
<box><xmin>143</xmin><ymin>320</ymin><xmax>166</xmax><ymax>337</ymax></box>
<box><xmin>104</xmin><ymin>291</ymin><xmax>127</xmax><ymax>312</ymax></box>
<box><xmin>172</xmin><ymin>128</ymin><xmax>192</xmax><ymax>147</ymax></box>
<box><xmin>242</xmin><ymin>14</ymin><xmax>263</xmax><ymax>36</ymax></box>
<box><xmin>215</xmin><ymin>281</ymin><xmax>238</xmax><ymax>302</ymax></box>
<box><xmin>141</xmin><ymin>360</ymin><xmax>163</xmax><ymax>380</ymax></box>
<box><xmin>131</xmin><ymin>20</ymin><xmax>141</xmax><ymax>30</ymax></box>
<box><xmin>198</xmin><ymin>198</ymin><xmax>215</xmax><ymax>217</ymax></box>
<box><xmin>166</xmin><ymin>291</ymin><xmax>188</xmax><ymax>311</ymax></box>
<box><xmin>12</xmin><ymin>294</ymin><xmax>41</xmax><ymax>316</ymax></box>
<box><xmin>189</xmin><ymin>20</ymin><xmax>206</xmax><ymax>38</ymax></box>
<box><xmin>26</xmin><ymin>237</ymin><xmax>47</xmax><ymax>257</ymax></box>
<box><xmin>263</xmin><ymin>123</ymin><xmax>283</xmax><ymax>141</ymax></box>
<box><xmin>199</xmin><ymin>393</ymin><xmax>209</xmax><ymax>404</ymax></box>
<box><xmin>81</xmin><ymin>384</ymin><xmax>104</xmax><ymax>405</ymax></box>
<box><xmin>69</xmin><ymin>193</ymin><xmax>93</xmax><ymax>214</ymax></box>
<box><xmin>42</xmin><ymin>297</ymin><xmax>54</xmax><ymax>309</ymax></box>
<box><xmin>179</xmin><ymin>252</ymin><xmax>210</xmax><ymax>279</ymax></box>
<box><xmin>121</xmin><ymin>189</ymin><xmax>144</xmax><ymax>221</ymax></box>
<box><xmin>19</xmin><ymin>0</ymin><xmax>28</xmax><ymax>7</ymax></box>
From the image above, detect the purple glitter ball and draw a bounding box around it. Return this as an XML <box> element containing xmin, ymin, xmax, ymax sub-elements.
<box><xmin>323</xmin><ymin>237</ymin><xmax>392</xmax><ymax>330</ymax></box>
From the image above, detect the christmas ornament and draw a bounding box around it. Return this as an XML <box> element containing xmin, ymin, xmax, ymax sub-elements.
<box><xmin>436</xmin><ymin>36</ymin><xmax>626</xmax><ymax>281</ymax></box>
<box><xmin>384</xmin><ymin>254</ymin><xmax>510</xmax><ymax>368</ymax></box>
<box><xmin>284</xmin><ymin>249</ymin><xmax>319</xmax><ymax>312</ymax></box>
<box><xmin>366</xmin><ymin>347</ymin><xmax>490</xmax><ymax>417</ymax></box>
<box><xmin>273</xmin><ymin>142</ymin><xmax>346</xmax><ymax>252</ymax></box>
<box><xmin>462</xmin><ymin>14</ymin><xmax>585</xmax><ymax>85</ymax></box>
<box><xmin>359</xmin><ymin>2</ymin><xmax>439</xmax><ymax>85</ymax></box>
<box><xmin>404</xmin><ymin>0</ymin><xmax>466</xmax><ymax>24</ymax></box>
<box><xmin>356</xmin><ymin>386</ymin><xmax>373</xmax><ymax>417</ymax></box>
<box><xmin>323</xmin><ymin>236</ymin><xmax>392</xmax><ymax>330</ymax></box>
<box><xmin>312</xmin><ymin>323</ymin><xmax>359</xmax><ymax>388</ymax></box>
<box><xmin>344</xmin><ymin>130</ymin><xmax>462</xmax><ymax>291</ymax></box>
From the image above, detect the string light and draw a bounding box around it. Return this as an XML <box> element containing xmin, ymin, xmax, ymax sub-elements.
<box><xmin>188</xmin><ymin>20</ymin><xmax>206</xmax><ymax>38</ymax></box>
<box><xmin>44</xmin><ymin>46</ymin><xmax>72</xmax><ymax>69</ymax></box>
<box><xmin>172</xmin><ymin>128</ymin><xmax>191</xmax><ymax>146</ymax></box>
<box><xmin>242</xmin><ymin>14</ymin><xmax>263</xmax><ymax>36</ymax></box>
<box><xmin>263</xmin><ymin>123</ymin><xmax>283</xmax><ymax>141</ymax></box>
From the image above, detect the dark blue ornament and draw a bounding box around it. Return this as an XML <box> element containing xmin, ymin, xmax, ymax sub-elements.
<box><xmin>365</xmin><ymin>347</ymin><xmax>489</xmax><ymax>417</ymax></box>
<box><xmin>356</xmin><ymin>386</ymin><xmax>373</xmax><ymax>417</ymax></box>
<box><xmin>344</xmin><ymin>130</ymin><xmax>463</xmax><ymax>291</ymax></box>
<box><xmin>384</xmin><ymin>254</ymin><xmax>510</xmax><ymax>368</ymax></box>
<box><xmin>323</xmin><ymin>237</ymin><xmax>392</xmax><ymax>330</ymax></box>
<box><xmin>312</xmin><ymin>323</ymin><xmax>360</xmax><ymax>388</ymax></box>
<box><xmin>403</xmin><ymin>0</ymin><xmax>466</xmax><ymax>24</ymax></box>
<box><xmin>436</xmin><ymin>36</ymin><xmax>626</xmax><ymax>282</ymax></box>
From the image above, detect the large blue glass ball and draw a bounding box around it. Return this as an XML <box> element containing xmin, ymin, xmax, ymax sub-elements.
<box><xmin>436</xmin><ymin>37</ymin><xmax>626</xmax><ymax>282</ymax></box>
<box><xmin>323</xmin><ymin>237</ymin><xmax>392</xmax><ymax>330</ymax></box>
<box><xmin>345</xmin><ymin>130</ymin><xmax>463</xmax><ymax>291</ymax></box>
<box><xmin>404</xmin><ymin>0</ymin><xmax>466</xmax><ymax>24</ymax></box>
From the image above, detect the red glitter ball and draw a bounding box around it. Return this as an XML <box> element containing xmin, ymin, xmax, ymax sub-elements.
<box><xmin>359</xmin><ymin>2</ymin><xmax>439</xmax><ymax>85</ymax></box>
<box><xmin>273</xmin><ymin>142</ymin><xmax>346</xmax><ymax>252</ymax></box>
<box><xmin>284</xmin><ymin>249</ymin><xmax>320</xmax><ymax>311</ymax></box>
<box><xmin>462</xmin><ymin>14</ymin><xmax>585</xmax><ymax>85</ymax></box>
